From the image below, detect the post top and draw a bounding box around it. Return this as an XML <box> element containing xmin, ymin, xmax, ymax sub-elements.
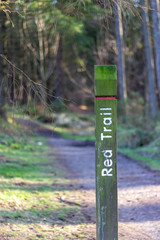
<box><xmin>94</xmin><ymin>65</ymin><xmax>117</xmax><ymax>97</ymax></box>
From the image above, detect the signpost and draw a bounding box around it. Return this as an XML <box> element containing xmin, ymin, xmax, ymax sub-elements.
<box><xmin>95</xmin><ymin>65</ymin><xmax>118</xmax><ymax>240</ymax></box>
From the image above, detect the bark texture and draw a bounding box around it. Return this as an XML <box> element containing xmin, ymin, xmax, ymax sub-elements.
<box><xmin>0</xmin><ymin>10</ymin><xmax>6</xmax><ymax>118</ymax></box>
<box><xmin>141</xmin><ymin>0</ymin><xmax>158</xmax><ymax>117</ymax></box>
<box><xmin>114</xmin><ymin>0</ymin><xmax>127</xmax><ymax>99</ymax></box>
<box><xmin>150</xmin><ymin>0</ymin><xmax>160</xmax><ymax>100</ymax></box>
<box><xmin>54</xmin><ymin>34</ymin><xmax>63</xmax><ymax>108</ymax></box>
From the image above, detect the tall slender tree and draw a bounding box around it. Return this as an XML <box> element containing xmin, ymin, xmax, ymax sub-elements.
<box><xmin>0</xmin><ymin>8</ymin><xmax>6</xmax><ymax>118</ymax></box>
<box><xmin>54</xmin><ymin>34</ymin><xmax>63</xmax><ymax>108</ymax></box>
<box><xmin>140</xmin><ymin>0</ymin><xmax>158</xmax><ymax>117</ymax></box>
<box><xmin>114</xmin><ymin>0</ymin><xmax>127</xmax><ymax>100</ymax></box>
<box><xmin>150</xmin><ymin>0</ymin><xmax>160</xmax><ymax>100</ymax></box>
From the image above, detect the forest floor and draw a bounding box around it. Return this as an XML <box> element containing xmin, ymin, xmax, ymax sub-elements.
<box><xmin>0</xmin><ymin>120</ymin><xmax>160</xmax><ymax>239</ymax></box>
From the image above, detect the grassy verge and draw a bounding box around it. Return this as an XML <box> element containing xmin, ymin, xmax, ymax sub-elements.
<box><xmin>7</xmin><ymin>110</ymin><xmax>160</xmax><ymax>172</ymax></box>
<box><xmin>117</xmin><ymin>124</ymin><xmax>160</xmax><ymax>170</ymax></box>
<box><xmin>39</xmin><ymin>112</ymin><xmax>95</xmax><ymax>141</ymax></box>
<box><xmin>50</xmin><ymin>126</ymin><xmax>95</xmax><ymax>141</ymax></box>
<box><xmin>43</xmin><ymin>112</ymin><xmax>160</xmax><ymax>171</ymax></box>
<box><xmin>118</xmin><ymin>148</ymin><xmax>160</xmax><ymax>170</ymax></box>
<box><xmin>7</xmin><ymin>103</ymin><xmax>160</xmax><ymax>172</ymax></box>
<box><xmin>37</xmin><ymin>111</ymin><xmax>160</xmax><ymax>171</ymax></box>
<box><xmin>0</xmin><ymin>124</ymin><xmax>94</xmax><ymax>239</ymax></box>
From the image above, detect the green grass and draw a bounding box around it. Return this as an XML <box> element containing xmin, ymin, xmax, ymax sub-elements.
<box><xmin>39</xmin><ymin>111</ymin><xmax>95</xmax><ymax>141</ymax></box>
<box><xmin>39</xmin><ymin>113</ymin><xmax>160</xmax><ymax>170</ymax></box>
<box><xmin>0</xmin><ymin>132</ymin><xmax>88</xmax><ymax>239</ymax></box>
<box><xmin>117</xmin><ymin>122</ymin><xmax>160</xmax><ymax>170</ymax></box>
<box><xmin>118</xmin><ymin>146</ymin><xmax>160</xmax><ymax>170</ymax></box>
<box><xmin>1</xmin><ymin>111</ymin><xmax>159</xmax><ymax>238</ymax></box>
<box><xmin>56</xmin><ymin>129</ymin><xmax>95</xmax><ymax>141</ymax></box>
<box><xmin>51</xmin><ymin>122</ymin><xmax>160</xmax><ymax>171</ymax></box>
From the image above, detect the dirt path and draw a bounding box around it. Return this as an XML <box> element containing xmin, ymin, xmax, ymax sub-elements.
<box><xmin>49</xmin><ymin>137</ymin><xmax>160</xmax><ymax>240</ymax></box>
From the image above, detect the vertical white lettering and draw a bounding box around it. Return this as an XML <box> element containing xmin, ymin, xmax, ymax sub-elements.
<box><xmin>101</xmin><ymin>133</ymin><xmax>112</xmax><ymax>140</ymax></box>
<box><xmin>99</xmin><ymin>107</ymin><xmax>113</xmax><ymax>177</ymax></box>
<box><xmin>104</xmin><ymin>159</ymin><xmax>113</xmax><ymax>167</ymax></box>
<box><xmin>102</xmin><ymin>150</ymin><xmax>112</xmax><ymax>158</ymax></box>
<box><xmin>103</xmin><ymin>117</ymin><xmax>112</xmax><ymax>125</ymax></box>
<box><xmin>101</xmin><ymin>168</ymin><xmax>113</xmax><ymax>177</ymax></box>
<box><xmin>100</xmin><ymin>108</ymin><xmax>111</xmax><ymax>111</ymax></box>
<box><xmin>100</xmin><ymin>113</ymin><xmax>112</xmax><ymax>116</ymax></box>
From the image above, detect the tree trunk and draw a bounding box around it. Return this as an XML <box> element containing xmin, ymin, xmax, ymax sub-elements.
<box><xmin>114</xmin><ymin>0</ymin><xmax>127</xmax><ymax>99</ymax></box>
<box><xmin>8</xmin><ymin>65</ymin><xmax>15</xmax><ymax>103</ymax></box>
<box><xmin>22</xmin><ymin>64</ymin><xmax>28</xmax><ymax>105</ymax></box>
<box><xmin>150</xmin><ymin>0</ymin><xmax>160</xmax><ymax>100</ymax></box>
<box><xmin>54</xmin><ymin>34</ymin><xmax>63</xmax><ymax>109</ymax></box>
<box><xmin>0</xmin><ymin>9</ymin><xmax>6</xmax><ymax>119</ymax></box>
<box><xmin>141</xmin><ymin>0</ymin><xmax>158</xmax><ymax>117</ymax></box>
<box><xmin>8</xmin><ymin>20</ymin><xmax>15</xmax><ymax>104</ymax></box>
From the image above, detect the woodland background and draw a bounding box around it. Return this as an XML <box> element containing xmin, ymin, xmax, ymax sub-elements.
<box><xmin>0</xmin><ymin>0</ymin><xmax>160</xmax><ymax>163</ymax></box>
<box><xmin>0</xmin><ymin>0</ymin><xmax>159</xmax><ymax>114</ymax></box>
<box><xmin>0</xmin><ymin>1</ymin><xmax>160</xmax><ymax>239</ymax></box>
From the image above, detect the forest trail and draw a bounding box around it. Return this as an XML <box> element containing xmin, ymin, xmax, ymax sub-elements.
<box><xmin>49</xmin><ymin>137</ymin><xmax>160</xmax><ymax>240</ymax></box>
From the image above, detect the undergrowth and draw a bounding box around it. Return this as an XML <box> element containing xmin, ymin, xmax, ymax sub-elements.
<box><xmin>117</xmin><ymin>94</ymin><xmax>160</xmax><ymax>170</ymax></box>
<box><xmin>32</xmin><ymin>101</ymin><xmax>160</xmax><ymax>170</ymax></box>
<box><xmin>5</xmin><ymin>99</ymin><xmax>160</xmax><ymax>171</ymax></box>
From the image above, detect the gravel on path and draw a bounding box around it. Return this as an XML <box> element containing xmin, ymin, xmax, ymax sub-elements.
<box><xmin>49</xmin><ymin>137</ymin><xmax>160</xmax><ymax>240</ymax></box>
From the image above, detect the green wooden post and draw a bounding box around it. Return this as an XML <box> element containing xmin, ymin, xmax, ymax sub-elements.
<box><xmin>94</xmin><ymin>65</ymin><xmax>118</xmax><ymax>240</ymax></box>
